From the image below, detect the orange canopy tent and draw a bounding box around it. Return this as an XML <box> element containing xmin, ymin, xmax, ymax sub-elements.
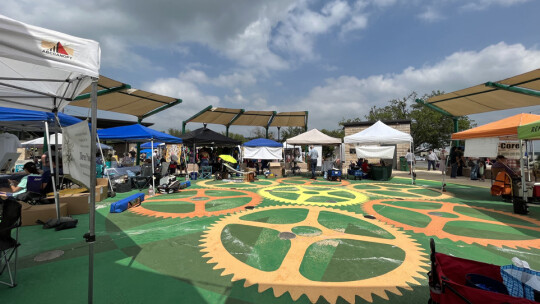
<box><xmin>451</xmin><ymin>113</ymin><xmax>540</xmax><ymax>140</ymax></box>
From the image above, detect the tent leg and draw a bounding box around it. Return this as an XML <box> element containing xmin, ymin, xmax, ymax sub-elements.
<box><xmin>151</xmin><ymin>140</ymin><xmax>155</xmax><ymax>191</ymax></box>
<box><xmin>517</xmin><ymin>140</ymin><xmax>529</xmax><ymax>215</ymax></box>
<box><xmin>44</xmin><ymin>122</ymin><xmax>60</xmax><ymax>218</ymax></box>
<box><xmin>87</xmin><ymin>79</ymin><xmax>98</xmax><ymax>304</ymax></box>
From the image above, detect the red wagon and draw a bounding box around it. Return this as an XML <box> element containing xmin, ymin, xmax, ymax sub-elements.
<box><xmin>428</xmin><ymin>238</ymin><xmax>539</xmax><ymax>303</ymax></box>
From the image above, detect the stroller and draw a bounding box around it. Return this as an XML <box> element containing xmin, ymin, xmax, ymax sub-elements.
<box><xmin>156</xmin><ymin>176</ymin><xmax>190</xmax><ymax>194</ymax></box>
<box><xmin>428</xmin><ymin>238</ymin><xmax>539</xmax><ymax>303</ymax></box>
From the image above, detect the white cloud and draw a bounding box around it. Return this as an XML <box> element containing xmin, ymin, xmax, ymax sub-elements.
<box><xmin>417</xmin><ymin>6</ymin><xmax>444</xmax><ymax>22</ymax></box>
<box><xmin>141</xmin><ymin>77</ymin><xmax>220</xmax><ymax>131</ymax></box>
<box><xmin>291</xmin><ymin>42</ymin><xmax>540</xmax><ymax>130</ymax></box>
<box><xmin>461</xmin><ymin>0</ymin><xmax>530</xmax><ymax>11</ymax></box>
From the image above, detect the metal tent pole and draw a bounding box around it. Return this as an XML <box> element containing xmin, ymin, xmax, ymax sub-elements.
<box><xmin>87</xmin><ymin>79</ymin><xmax>98</xmax><ymax>304</ymax></box>
<box><xmin>44</xmin><ymin>122</ymin><xmax>60</xmax><ymax>218</ymax></box>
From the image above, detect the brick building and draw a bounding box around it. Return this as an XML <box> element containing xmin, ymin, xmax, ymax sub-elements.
<box><xmin>342</xmin><ymin>120</ymin><xmax>412</xmax><ymax>169</ymax></box>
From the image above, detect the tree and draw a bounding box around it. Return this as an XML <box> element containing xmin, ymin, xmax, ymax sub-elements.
<box><xmin>249</xmin><ymin>127</ymin><xmax>276</xmax><ymax>140</ymax></box>
<box><xmin>280</xmin><ymin>127</ymin><xmax>304</xmax><ymax>142</ymax></box>
<box><xmin>167</xmin><ymin>128</ymin><xmax>189</xmax><ymax>137</ymax></box>
<box><xmin>222</xmin><ymin>131</ymin><xmax>246</xmax><ymax>143</ymax></box>
<box><xmin>340</xmin><ymin>91</ymin><xmax>475</xmax><ymax>150</ymax></box>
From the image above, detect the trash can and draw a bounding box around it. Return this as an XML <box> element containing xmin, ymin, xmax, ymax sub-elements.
<box><xmin>399</xmin><ymin>157</ymin><xmax>409</xmax><ymax>171</ymax></box>
<box><xmin>372</xmin><ymin>166</ymin><xmax>392</xmax><ymax>181</ymax></box>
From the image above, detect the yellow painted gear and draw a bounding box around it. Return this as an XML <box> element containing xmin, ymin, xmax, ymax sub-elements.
<box><xmin>200</xmin><ymin>205</ymin><xmax>428</xmax><ymax>303</ymax></box>
<box><xmin>196</xmin><ymin>178</ymin><xmax>279</xmax><ymax>189</ymax></box>
<box><xmin>347</xmin><ymin>182</ymin><xmax>453</xmax><ymax>200</ymax></box>
<box><xmin>258</xmin><ymin>185</ymin><xmax>369</xmax><ymax>206</ymax></box>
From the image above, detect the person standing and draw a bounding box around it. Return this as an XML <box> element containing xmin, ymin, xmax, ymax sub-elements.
<box><xmin>405</xmin><ymin>149</ymin><xmax>415</xmax><ymax>175</ymax></box>
<box><xmin>308</xmin><ymin>145</ymin><xmax>318</xmax><ymax>180</ymax></box>
<box><xmin>427</xmin><ymin>150</ymin><xmax>438</xmax><ymax>171</ymax></box>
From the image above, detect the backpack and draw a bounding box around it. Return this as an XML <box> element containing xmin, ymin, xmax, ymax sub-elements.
<box><xmin>491</xmin><ymin>172</ymin><xmax>512</xmax><ymax>196</ymax></box>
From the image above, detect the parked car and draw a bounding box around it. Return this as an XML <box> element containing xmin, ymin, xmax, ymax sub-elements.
<box><xmin>415</xmin><ymin>155</ymin><xmax>425</xmax><ymax>161</ymax></box>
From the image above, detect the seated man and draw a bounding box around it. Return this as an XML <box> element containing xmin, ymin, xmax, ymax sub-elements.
<box><xmin>491</xmin><ymin>155</ymin><xmax>520</xmax><ymax>179</ymax></box>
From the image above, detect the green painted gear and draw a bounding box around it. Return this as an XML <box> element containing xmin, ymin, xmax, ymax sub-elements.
<box><xmin>258</xmin><ymin>185</ymin><xmax>369</xmax><ymax>206</ymax></box>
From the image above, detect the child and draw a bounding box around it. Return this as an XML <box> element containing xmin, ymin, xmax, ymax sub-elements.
<box><xmin>477</xmin><ymin>158</ymin><xmax>486</xmax><ymax>181</ymax></box>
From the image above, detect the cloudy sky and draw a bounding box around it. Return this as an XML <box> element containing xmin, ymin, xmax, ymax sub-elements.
<box><xmin>4</xmin><ymin>0</ymin><xmax>540</xmax><ymax>135</ymax></box>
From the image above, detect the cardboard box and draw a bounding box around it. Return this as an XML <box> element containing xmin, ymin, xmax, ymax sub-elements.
<box><xmin>269</xmin><ymin>162</ymin><xmax>281</xmax><ymax>177</ymax></box>
<box><xmin>60</xmin><ymin>193</ymin><xmax>90</xmax><ymax>215</ymax></box>
<box><xmin>95</xmin><ymin>185</ymin><xmax>107</xmax><ymax>202</ymax></box>
<box><xmin>20</xmin><ymin>201</ymin><xmax>68</xmax><ymax>226</ymax></box>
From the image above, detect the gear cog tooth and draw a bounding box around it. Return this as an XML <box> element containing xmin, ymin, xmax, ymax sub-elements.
<box><xmin>200</xmin><ymin>205</ymin><xmax>428</xmax><ymax>304</ymax></box>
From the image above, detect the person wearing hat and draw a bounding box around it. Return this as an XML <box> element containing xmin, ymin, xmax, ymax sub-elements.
<box><xmin>491</xmin><ymin>155</ymin><xmax>519</xmax><ymax>178</ymax></box>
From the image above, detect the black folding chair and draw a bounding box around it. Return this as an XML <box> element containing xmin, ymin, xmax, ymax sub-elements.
<box><xmin>0</xmin><ymin>197</ymin><xmax>22</xmax><ymax>287</ymax></box>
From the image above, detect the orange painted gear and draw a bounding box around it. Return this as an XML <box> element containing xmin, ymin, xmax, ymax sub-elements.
<box><xmin>200</xmin><ymin>205</ymin><xmax>428</xmax><ymax>303</ymax></box>
<box><xmin>129</xmin><ymin>188</ymin><xmax>262</xmax><ymax>219</ymax></box>
<box><xmin>348</xmin><ymin>183</ymin><xmax>453</xmax><ymax>200</ymax></box>
<box><xmin>276</xmin><ymin>177</ymin><xmax>350</xmax><ymax>187</ymax></box>
<box><xmin>196</xmin><ymin>178</ymin><xmax>279</xmax><ymax>189</ymax></box>
<box><xmin>363</xmin><ymin>199</ymin><xmax>540</xmax><ymax>249</ymax></box>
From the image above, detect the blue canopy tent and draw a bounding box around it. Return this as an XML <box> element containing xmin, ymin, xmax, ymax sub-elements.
<box><xmin>0</xmin><ymin>106</ymin><xmax>86</xmax><ymax>220</ymax></box>
<box><xmin>0</xmin><ymin>106</ymin><xmax>82</xmax><ymax>131</ymax></box>
<box><xmin>98</xmin><ymin>124</ymin><xmax>182</xmax><ymax>190</ymax></box>
<box><xmin>242</xmin><ymin>138</ymin><xmax>283</xmax><ymax>160</ymax></box>
<box><xmin>141</xmin><ymin>142</ymin><xmax>165</xmax><ymax>148</ymax></box>
<box><xmin>243</xmin><ymin>138</ymin><xmax>282</xmax><ymax>147</ymax></box>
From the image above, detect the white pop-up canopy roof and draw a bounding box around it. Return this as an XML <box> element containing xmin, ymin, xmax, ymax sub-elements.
<box><xmin>344</xmin><ymin>120</ymin><xmax>412</xmax><ymax>145</ymax></box>
<box><xmin>0</xmin><ymin>14</ymin><xmax>100</xmax><ymax>112</ymax></box>
<box><xmin>286</xmin><ymin>129</ymin><xmax>342</xmax><ymax>145</ymax></box>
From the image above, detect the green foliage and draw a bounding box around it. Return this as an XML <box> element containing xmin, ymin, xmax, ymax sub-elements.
<box><xmin>222</xmin><ymin>131</ymin><xmax>247</xmax><ymax>143</ymax></box>
<box><xmin>249</xmin><ymin>127</ymin><xmax>276</xmax><ymax>140</ymax></box>
<box><xmin>280</xmin><ymin>127</ymin><xmax>304</xmax><ymax>141</ymax></box>
<box><xmin>167</xmin><ymin>128</ymin><xmax>189</xmax><ymax>137</ymax></box>
<box><xmin>341</xmin><ymin>91</ymin><xmax>475</xmax><ymax>150</ymax></box>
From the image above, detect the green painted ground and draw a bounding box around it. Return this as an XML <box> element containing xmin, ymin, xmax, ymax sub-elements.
<box><xmin>1</xmin><ymin>175</ymin><xmax>540</xmax><ymax>304</ymax></box>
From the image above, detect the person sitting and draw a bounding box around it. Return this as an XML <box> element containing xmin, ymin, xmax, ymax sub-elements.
<box><xmin>491</xmin><ymin>155</ymin><xmax>520</xmax><ymax>179</ymax></box>
<box><xmin>361</xmin><ymin>159</ymin><xmax>371</xmax><ymax>178</ymax></box>
<box><xmin>4</xmin><ymin>162</ymin><xmax>41</xmax><ymax>200</ymax></box>
<box><xmin>121</xmin><ymin>152</ymin><xmax>133</xmax><ymax>167</ymax></box>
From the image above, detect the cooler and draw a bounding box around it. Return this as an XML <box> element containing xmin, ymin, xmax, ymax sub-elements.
<box><xmin>534</xmin><ymin>183</ymin><xmax>540</xmax><ymax>197</ymax></box>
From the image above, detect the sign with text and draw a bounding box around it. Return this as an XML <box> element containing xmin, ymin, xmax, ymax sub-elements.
<box><xmin>62</xmin><ymin>121</ymin><xmax>91</xmax><ymax>188</ymax></box>
<box><xmin>498</xmin><ymin>141</ymin><xmax>521</xmax><ymax>159</ymax></box>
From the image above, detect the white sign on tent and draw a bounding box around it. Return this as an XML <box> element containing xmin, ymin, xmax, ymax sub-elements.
<box><xmin>62</xmin><ymin>121</ymin><xmax>91</xmax><ymax>188</ymax></box>
<box><xmin>498</xmin><ymin>141</ymin><xmax>521</xmax><ymax>159</ymax></box>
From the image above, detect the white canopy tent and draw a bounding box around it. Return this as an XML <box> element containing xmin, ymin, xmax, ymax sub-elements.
<box><xmin>21</xmin><ymin>133</ymin><xmax>113</xmax><ymax>150</ymax></box>
<box><xmin>286</xmin><ymin>128</ymin><xmax>342</xmax><ymax>145</ymax></box>
<box><xmin>0</xmin><ymin>14</ymin><xmax>100</xmax><ymax>301</ymax></box>
<box><xmin>344</xmin><ymin>121</ymin><xmax>414</xmax><ymax>183</ymax></box>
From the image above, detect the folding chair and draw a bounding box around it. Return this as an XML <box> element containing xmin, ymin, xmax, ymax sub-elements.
<box><xmin>132</xmin><ymin>165</ymin><xmax>153</xmax><ymax>191</ymax></box>
<box><xmin>0</xmin><ymin>197</ymin><xmax>22</xmax><ymax>287</ymax></box>
<box><xmin>26</xmin><ymin>175</ymin><xmax>43</xmax><ymax>195</ymax></box>
<box><xmin>200</xmin><ymin>166</ymin><xmax>212</xmax><ymax>179</ymax></box>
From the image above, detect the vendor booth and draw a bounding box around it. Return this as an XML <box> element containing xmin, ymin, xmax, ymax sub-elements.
<box><xmin>98</xmin><ymin>124</ymin><xmax>183</xmax><ymax>191</ymax></box>
<box><xmin>0</xmin><ymin>13</ymin><xmax>101</xmax><ymax>295</ymax></box>
<box><xmin>452</xmin><ymin>113</ymin><xmax>540</xmax><ymax>214</ymax></box>
<box><xmin>243</xmin><ymin>138</ymin><xmax>283</xmax><ymax>160</ymax></box>
<box><xmin>286</xmin><ymin>129</ymin><xmax>342</xmax><ymax>177</ymax></box>
<box><xmin>344</xmin><ymin>121</ymin><xmax>413</xmax><ymax>182</ymax></box>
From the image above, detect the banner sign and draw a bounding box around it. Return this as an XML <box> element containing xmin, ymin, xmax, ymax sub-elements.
<box><xmin>498</xmin><ymin>141</ymin><xmax>521</xmax><ymax>159</ymax></box>
<box><xmin>62</xmin><ymin>121</ymin><xmax>91</xmax><ymax>188</ymax></box>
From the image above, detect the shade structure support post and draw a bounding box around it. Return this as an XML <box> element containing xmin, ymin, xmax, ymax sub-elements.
<box><xmin>265</xmin><ymin>126</ymin><xmax>269</xmax><ymax>139</ymax></box>
<box><xmin>87</xmin><ymin>79</ymin><xmax>98</xmax><ymax>304</ymax></box>
<box><xmin>44</xmin><ymin>121</ymin><xmax>60</xmax><ymax>218</ymax></box>
<box><xmin>136</xmin><ymin>118</ymin><xmax>142</xmax><ymax>165</ymax></box>
<box><xmin>277</xmin><ymin>127</ymin><xmax>281</xmax><ymax>141</ymax></box>
<box><xmin>519</xmin><ymin>140</ymin><xmax>528</xmax><ymax>213</ymax></box>
<box><xmin>226</xmin><ymin>126</ymin><xmax>229</xmax><ymax>137</ymax></box>
<box><xmin>410</xmin><ymin>141</ymin><xmax>414</xmax><ymax>185</ymax></box>
<box><xmin>304</xmin><ymin>111</ymin><xmax>309</xmax><ymax>132</ymax></box>
<box><xmin>151</xmin><ymin>140</ymin><xmax>155</xmax><ymax>191</ymax></box>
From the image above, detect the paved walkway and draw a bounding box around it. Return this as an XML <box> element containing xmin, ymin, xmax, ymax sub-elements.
<box><xmin>392</xmin><ymin>168</ymin><xmax>491</xmax><ymax>188</ymax></box>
